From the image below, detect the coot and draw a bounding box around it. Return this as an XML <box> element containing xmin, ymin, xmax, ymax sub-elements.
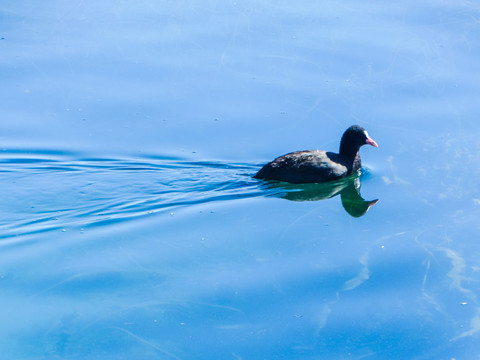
<box><xmin>254</xmin><ymin>125</ymin><xmax>378</xmax><ymax>184</ymax></box>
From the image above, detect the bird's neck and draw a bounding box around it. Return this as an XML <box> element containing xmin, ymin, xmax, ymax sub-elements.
<box><xmin>339</xmin><ymin>143</ymin><xmax>359</xmax><ymax>159</ymax></box>
<box><xmin>338</xmin><ymin>146</ymin><xmax>361</xmax><ymax>172</ymax></box>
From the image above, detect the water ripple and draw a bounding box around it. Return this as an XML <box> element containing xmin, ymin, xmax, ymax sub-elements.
<box><xmin>0</xmin><ymin>150</ymin><xmax>266</xmax><ymax>241</ymax></box>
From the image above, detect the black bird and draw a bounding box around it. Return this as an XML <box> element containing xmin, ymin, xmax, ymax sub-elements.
<box><xmin>254</xmin><ymin>125</ymin><xmax>378</xmax><ymax>184</ymax></box>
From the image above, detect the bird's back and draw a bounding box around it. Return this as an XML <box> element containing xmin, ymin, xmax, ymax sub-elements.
<box><xmin>254</xmin><ymin>150</ymin><xmax>355</xmax><ymax>184</ymax></box>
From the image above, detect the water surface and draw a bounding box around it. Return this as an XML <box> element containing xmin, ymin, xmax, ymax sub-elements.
<box><xmin>2</xmin><ymin>1</ymin><xmax>480</xmax><ymax>359</ymax></box>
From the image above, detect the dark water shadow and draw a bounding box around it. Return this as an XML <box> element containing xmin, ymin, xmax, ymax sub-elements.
<box><xmin>259</xmin><ymin>174</ymin><xmax>378</xmax><ymax>217</ymax></box>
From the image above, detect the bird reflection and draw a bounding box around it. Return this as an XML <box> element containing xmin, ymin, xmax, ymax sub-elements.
<box><xmin>262</xmin><ymin>175</ymin><xmax>378</xmax><ymax>217</ymax></box>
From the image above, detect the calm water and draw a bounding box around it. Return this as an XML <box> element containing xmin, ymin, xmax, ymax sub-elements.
<box><xmin>2</xmin><ymin>1</ymin><xmax>480</xmax><ymax>359</ymax></box>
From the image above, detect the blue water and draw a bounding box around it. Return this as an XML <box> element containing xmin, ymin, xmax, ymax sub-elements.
<box><xmin>2</xmin><ymin>1</ymin><xmax>480</xmax><ymax>359</ymax></box>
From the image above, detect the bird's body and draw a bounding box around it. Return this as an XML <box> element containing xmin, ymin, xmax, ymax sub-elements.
<box><xmin>254</xmin><ymin>125</ymin><xmax>377</xmax><ymax>184</ymax></box>
<box><xmin>254</xmin><ymin>150</ymin><xmax>359</xmax><ymax>183</ymax></box>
